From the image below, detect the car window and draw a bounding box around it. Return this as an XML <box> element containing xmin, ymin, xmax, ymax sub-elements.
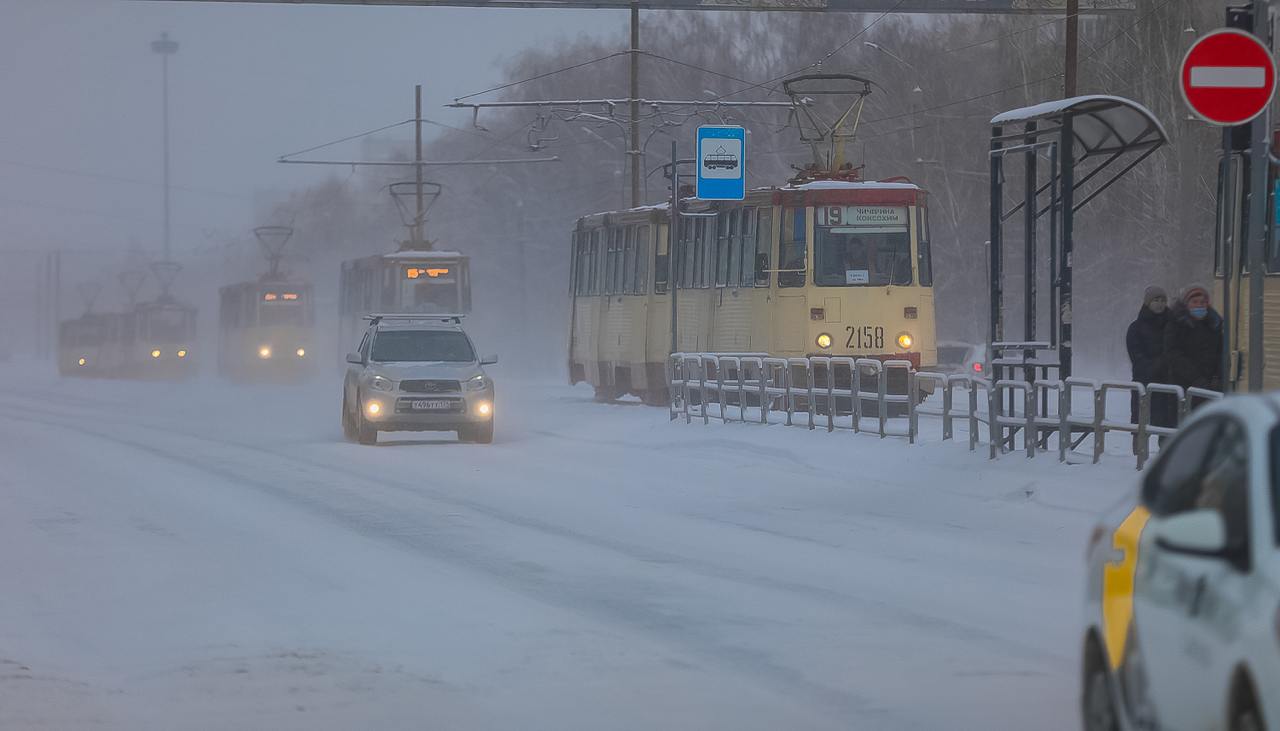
<box><xmin>371</xmin><ymin>330</ymin><xmax>475</xmax><ymax>363</ymax></box>
<box><xmin>1271</xmin><ymin>426</ymin><xmax>1280</xmax><ymax>547</ymax></box>
<box><xmin>1143</xmin><ymin>417</ymin><xmax>1221</xmax><ymax>514</ymax></box>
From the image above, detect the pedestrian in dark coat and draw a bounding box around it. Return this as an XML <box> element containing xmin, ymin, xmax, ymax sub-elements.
<box><xmin>1164</xmin><ymin>283</ymin><xmax>1224</xmax><ymax>399</ymax></box>
<box><xmin>1126</xmin><ymin>286</ymin><xmax>1174</xmax><ymax>428</ymax></box>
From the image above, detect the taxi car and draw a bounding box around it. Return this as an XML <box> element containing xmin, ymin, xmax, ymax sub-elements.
<box><xmin>341</xmin><ymin>314</ymin><xmax>496</xmax><ymax>445</ymax></box>
<box><xmin>1081</xmin><ymin>394</ymin><xmax>1279</xmax><ymax>731</ymax></box>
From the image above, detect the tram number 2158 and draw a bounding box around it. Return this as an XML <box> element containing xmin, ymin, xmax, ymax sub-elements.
<box><xmin>846</xmin><ymin>325</ymin><xmax>885</xmax><ymax>350</ymax></box>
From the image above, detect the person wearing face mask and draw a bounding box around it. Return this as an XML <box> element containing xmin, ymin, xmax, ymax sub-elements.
<box><xmin>1126</xmin><ymin>286</ymin><xmax>1174</xmax><ymax>430</ymax></box>
<box><xmin>1164</xmin><ymin>283</ymin><xmax>1224</xmax><ymax>397</ymax></box>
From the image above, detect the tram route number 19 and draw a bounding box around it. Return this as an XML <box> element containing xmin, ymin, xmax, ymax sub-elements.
<box><xmin>846</xmin><ymin>325</ymin><xmax>884</xmax><ymax>350</ymax></box>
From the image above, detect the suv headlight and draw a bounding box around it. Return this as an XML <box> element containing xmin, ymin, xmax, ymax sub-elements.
<box><xmin>465</xmin><ymin>374</ymin><xmax>490</xmax><ymax>392</ymax></box>
<box><xmin>369</xmin><ymin>375</ymin><xmax>396</xmax><ymax>392</ymax></box>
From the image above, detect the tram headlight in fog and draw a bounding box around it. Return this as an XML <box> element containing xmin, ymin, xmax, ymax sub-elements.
<box><xmin>296</xmin><ymin>348</ymin><xmax>306</xmax><ymax>358</ymax></box>
<box><xmin>177</xmin><ymin>349</ymin><xmax>187</xmax><ymax>359</ymax></box>
<box><xmin>78</xmin><ymin>357</ymin><xmax>87</xmax><ymax>367</ymax></box>
<box><xmin>897</xmin><ymin>333</ymin><xmax>914</xmax><ymax>350</ymax></box>
<box><xmin>816</xmin><ymin>333</ymin><xmax>833</xmax><ymax>349</ymax></box>
<box><xmin>151</xmin><ymin>349</ymin><xmax>161</xmax><ymax>359</ymax></box>
<box><xmin>258</xmin><ymin>346</ymin><xmax>272</xmax><ymax>360</ymax></box>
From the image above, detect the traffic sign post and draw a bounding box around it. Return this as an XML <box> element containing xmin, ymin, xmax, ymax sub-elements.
<box><xmin>1180</xmin><ymin>28</ymin><xmax>1276</xmax><ymax>126</ymax></box>
<box><xmin>696</xmin><ymin>126</ymin><xmax>746</xmax><ymax>201</ymax></box>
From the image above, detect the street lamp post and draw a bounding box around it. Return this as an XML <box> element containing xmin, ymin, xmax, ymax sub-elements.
<box><xmin>151</xmin><ymin>32</ymin><xmax>179</xmax><ymax>259</ymax></box>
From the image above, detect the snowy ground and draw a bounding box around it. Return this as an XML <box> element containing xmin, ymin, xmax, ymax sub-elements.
<box><xmin>0</xmin><ymin>361</ymin><xmax>1137</xmax><ymax>730</ymax></box>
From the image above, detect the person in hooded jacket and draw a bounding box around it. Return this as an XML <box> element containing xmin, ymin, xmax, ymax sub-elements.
<box><xmin>1126</xmin><ymin>286</ymin><xmax>1174</xmax><ymax>429</ymax></box>
<box><xmin>1164</xmin><ymin>284</ymin><xmax>1224</xmax><ymax>400</ymax></box>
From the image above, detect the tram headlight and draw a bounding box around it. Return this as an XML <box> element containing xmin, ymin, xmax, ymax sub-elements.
<box><xmin>897</xmin><ymin>333</ymin><xmax>914</xmax><ymax>350</ymax></box>
<box><xmin>815</xmin><ymin>333</ymin><xmax>833</xmax><ymax>350</ymax></box>
<box><xmin>150</xmin><ymin>349</ymin><xmax>161</xmax><ymax>359</ymax></box>
<box><xmin>177</xmin><ymin>349</ymin><xmax>187</xmax><ymax>359</ymax></box>
<box><xmin>369</xmin><ymin>375</ymin><xmax>395</xmax><ymax>392</ymax></box>
<box><xmin>296</xmin><ymin>348</ymin><xmax>306</xmax><ymax>358</ymax></box>
<box><xmin>464</xmin><ymin>374</ymin><xmax>489</xmax><ymax>392</ymax></box>
<box><xmin>77</xmin><ymin>357</ymin><xmax>87</xmax><ymax>367</ymax></box>
<box><xmin>258</xmin><ymin>346</ymin><xmax>272</xmax><ymax>360</ymax></box>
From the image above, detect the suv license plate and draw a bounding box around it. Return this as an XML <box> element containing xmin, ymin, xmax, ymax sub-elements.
<box><xmin>412</xmin><ymin>399</ymin><xmax>454</xmax><ymax>411</ymax></box>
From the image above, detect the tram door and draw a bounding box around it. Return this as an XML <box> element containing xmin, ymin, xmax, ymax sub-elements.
<box><xmin>773</xmin><ymin>206</ymin><xmax>809</xmax><ymax>355</ymax></box>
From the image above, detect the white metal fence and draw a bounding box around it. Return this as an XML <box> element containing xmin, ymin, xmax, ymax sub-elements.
<box><xmin>667</xmin><ymin>353</ymin><xmax>1224</xmax><ymax>469</ymax></box>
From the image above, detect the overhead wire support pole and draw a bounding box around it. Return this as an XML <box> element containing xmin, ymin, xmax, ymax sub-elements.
<box><xmin>1247</xmin><ymin>0</ymin><xmax>1271</xmax><ymax>391</ymax></box>
<box><xmin>415</xmin><ymin>84</ymin><xmax>425</xmax><ymax>246</ymax></box>
<box><xmin>151</xmin><ymin>31</ymin><xmax>179</xmax><ymax>260</ymax></box>
<box><xmin>630</xmin><ymin>2</ymin><xmax>640</xmax><ymax>208</ymax></box>
<box><xmin>1064</xmin><ymin>0</ymin><xmax>1078</xmax><ymax>98</ymax></box>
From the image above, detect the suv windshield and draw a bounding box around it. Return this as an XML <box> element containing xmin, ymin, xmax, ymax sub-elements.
<box><xmin>371</xmin><ymin>330</ymin><xmax>474</xmax><ymax>363</ymax></box>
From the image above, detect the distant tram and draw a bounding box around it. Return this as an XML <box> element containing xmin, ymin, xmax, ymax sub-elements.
<box><xmin>568</xmin><ymin>179</ymin><xmax>937</xmax><ymax>404</ymax></box>
<box><xmin>58</xmin><ymin>299</ymin><xmax>197</xmax><ymax>379</ymax></box>
<box><xmin>338</xmin><ymin>249</ymin><xmax>471</xmax><ymax>352</ymax></box>
<box><xmin>217</xmin><ymin>282</ymin><xmax>315</xmax><ymax>379</ymax></box>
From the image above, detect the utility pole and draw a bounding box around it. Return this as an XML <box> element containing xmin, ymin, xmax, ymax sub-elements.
<box><xmin>629</xmin><ymin>3</ymin><xmax>641</xmax><ymax>208</ymax></box>
<box><xmin>415</xmin><ymin>84</ymin><xmax>426</xmax><ymax>245</ymax></box>
<box><xmin>1064</xmin><ymin>0</ymin><xmax>1078</xmax><ymax>97</ymax></box>
<box><xmin>151</xmin><ymin>32</ymin><xmax>179</xmax><ymax>259</ymax></box>
<box><xmin>1247</xmin><ymin>0</ymin><xmax>1271</xmax><ymax>391</ymax></box>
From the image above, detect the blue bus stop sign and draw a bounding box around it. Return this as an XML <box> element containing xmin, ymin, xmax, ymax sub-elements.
<box><xmin>696</xmin><ymin>125</ymin><xmax>746</xmax><ymax>201</ymax></box>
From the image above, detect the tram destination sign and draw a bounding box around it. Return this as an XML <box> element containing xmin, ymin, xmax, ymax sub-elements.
<box><xmin>696</xmin><ymin>126</ymin><xmax>746</xmax><ymax>201</ymax></box>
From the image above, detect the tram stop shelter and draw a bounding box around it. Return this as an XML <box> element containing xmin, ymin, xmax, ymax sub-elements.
<box><xmin>988</xmin><ymin>95</ymin><xmax>1168</xmax><ymax>384</ymax></box>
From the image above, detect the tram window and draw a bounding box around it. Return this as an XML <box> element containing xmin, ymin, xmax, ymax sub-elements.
<box><xmin>755</xmin><ymin>208</ymin><xmax>773</xmax><ymax>286</ymax></box>
<box><xmin>917</xmin><ymin>206</ymin><xmax>934</xmax><ymax>286</ymax></box>
<box><xmin>778</xmin><ymin>207</ymin><xmax>806</xmax><ymax>288</ymax></box>
<box><xmin>680</xmin><ymin>219</ymin><xmax>695</xmax><ymax>289</ymax></box>
<box><xmin>814</xmin><ymin>227</ymin><xmax>912</xmax><ymax>287</ymax></box>
<box><xmin>701</xmin><ymin>217</ymin><xmax>715</xmax><ymax>288</ymax></box>
<box><xmin>590</xmin><ymin>230</ymin><xmax>602</xmax><ymax>295</ymax></box>
<box><xmin>147</xmin><ymin>309</ymin><xmax>190</xmax><ymax>341</ymax></box>
<box><xmin>622</xmin><ymin>226</ymin><xmax>635</xmax><ymax>294</ymax></box>
<box><xmin>634</xmin><ymin>225</ymin><xmax>649</xmax><ymax>295</ymax></box>
<box><xmin>716</xmin><ymin>210</ymin><xmax>732</xmax><ymax>287</ymax></box>
<box><xmin>691</xmin><ymin>219</ymin><xmax>704</xmax><ymax>288</ymax></box>
<box><xmin>259</xmin><ymin>302</ymin><xmax>304</xmax><ymax>327</ymax></box>
<box><xmin>736</xmin><ymin>207</ymin><xmax>755</xmax><ymax>286</ymax></box>
<box><xmin>654</xmin><ymin>223</ymin><xmax>669</xmax><ymax>293</ymax></box>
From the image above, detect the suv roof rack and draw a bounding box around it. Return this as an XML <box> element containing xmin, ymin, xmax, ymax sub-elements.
<box><xmin>364</xmin><ymin>313</ymin><xmax>465</xmax><ymax>326</ymax></box>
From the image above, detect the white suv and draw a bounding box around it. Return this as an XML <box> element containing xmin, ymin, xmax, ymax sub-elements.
<box><xmin>1081</xmin><ymin>394</ymin><xmax>1279</xmax><ymax>731</ymax></box>
<box><xmin>342</xmin><ymin>315</ymin><xmax>496</xmax><ymax>445</ymax></box>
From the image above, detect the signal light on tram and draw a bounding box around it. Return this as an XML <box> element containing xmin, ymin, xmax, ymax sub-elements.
<box><xmin>263</xmin><ymin>293</ymin><xmax>278</xmax><ymax>301</ymax></box>
<box><xmin>282</xmin><ymin>292</ymin><xmax>299</xmax><ymax>301</ymax></box>
<box><xmin>151</xmin><ymin>349</ymin><xmax>161</xmax><ymax>359</ymax></box>
<box><xmin>815</xmin><ymin>333</ymin><xmax>833</xmax><ymax>349</ymax></box>
<box><xmin>406</xmin><ymin>267</ymin><xmax>451</xmax><ymax>279</ymax></box>
<box><xmin>177</xmin><ymin>350</ymin><xmax>187</xmax><ymax>359</ymax></box>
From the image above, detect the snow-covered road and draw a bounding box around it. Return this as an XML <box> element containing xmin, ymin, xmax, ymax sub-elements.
<box><xmin>0</xmin><ymin>364</ymin><xmax>1133</xmax><ymax>730</ymax></box>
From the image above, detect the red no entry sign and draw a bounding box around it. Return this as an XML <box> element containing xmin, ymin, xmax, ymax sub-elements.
<box><xmin>1180</xmin><ymin>28</ymin><xmax>1276</xmax><ymax>126</ymax></box>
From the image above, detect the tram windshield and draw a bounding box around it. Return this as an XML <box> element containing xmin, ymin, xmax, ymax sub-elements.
<box><xmin>399</xmin><ymin>264</ymin><xmax>461</xmax><ymax>313</ymax></box>
<box><xmin>259</xmin><ymin>302</ymin><xmax>304</xmax><ymax>327</ymax></box>
<box><xmin>814</xmin><ymin>228</ymin><xmax>912</xmax><ymax>287</ymax></box>
<box><xmin>371</xmin><ymin>330</ymin><xmax>475</xmax><ymax>363</ymax></box>
<box><xmin>145</xmin><ymin>309</ymin><xmax>191</xmax><ymax>341</ymax></box>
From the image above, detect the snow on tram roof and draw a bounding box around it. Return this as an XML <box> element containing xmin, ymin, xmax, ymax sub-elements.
<box><xmin>779</xmin><ymin>180</ymin><xmax>920</xmax><ymax>191</ymax></box>
<box><xmin>382</xmin><ymin>250</ymin><xmax>465</xmax><ymax>260</ymax></box>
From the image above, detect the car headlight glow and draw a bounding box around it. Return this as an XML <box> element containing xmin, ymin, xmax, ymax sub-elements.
<box><xmin>366</xmin><ymin>400</ymin><xmax>382</xmax><ymax>416</ymax></box>
<box><xmin>258</xmin><ymin>346</ymin><xmax>272</xmax><ymax>359</ymax></box>
<box><xmin>151</xmin><ymin>349</ymin><xmax>161</xmax><ymax>359</ymax></box>
<box><xmin>464</xmin><ymin>374</ymin><xmax>489</xmax><ymax>392</ymax></box>
<box><xmin>369</xmin><ymin>375</ymin><xmax>395</xmax><ymax>392</ymax></box>
<box><xmin>296</xmin><ymin>348</ymin><xmax>306</xmax><ymax>358</ymax></box>
<box><xmin>897</xmin><ymin>333</ymin><xmax>914</xmax><ymax>350</ymax></box>
<box><xmin>177</xmin><ymin>349</ymin><xmax>187</xmax><ymax>359</ymax></box>
<box><xmin>816</xmin><ymin>333</ymin><xmax>832</xmax><ymax>349</ymax></box>
<box><xmin>476</xmin><ymin>401</ymin><xmax>492</xmax><ymax>417</ymax></box>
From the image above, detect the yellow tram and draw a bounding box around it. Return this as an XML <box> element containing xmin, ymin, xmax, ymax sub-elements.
<box><xmin>338</xmin><ymin>250</ymin><xmax>472</xmax><ymax>352</ymax></box>
<box><xmin>217</xmin><ymin>282</ymin><xmax>315</xmax><ymax>380</ymax></box>
<box><xmin>568</xmin><ymin>179</ymin><xmax>937</xmax><ymax>403</ymax></box>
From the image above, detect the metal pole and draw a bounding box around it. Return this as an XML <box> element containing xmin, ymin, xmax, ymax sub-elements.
<box><xmin>151</xmin><ymin>33</ymin><xmax>179</xmax><ymax>259</ymax></box>
<box><xmin>1221</xmin><ymin>132</ymin><xmax>1235</xmax><ymax>393</ymax></box>
<box><xmin>415</xmin><ymin>84</ymin><xmax>425</xmax><ymax>247</ymax></box>
<box><xmin>1024</xmin><ymin>121</ymin><xmax>1037</xmax><ymax>385</ymax></box>
<box><xmin>1064</xmin><ymin>0</ymin><xmax>1078</xmax><ymax>98</ymax></box>
<box><xmin>668</xmin><ymin>139</ymin><xmax>679</xmax><ymax>355</ymax></box>
<box><xmin>1247</xmin><ymin>1</ymin><xmax>1271</xmax><ymax>391</ymax></box>
<box><xmin>629</xmin><ymin>3</ymin><xmax>641</xmax><ymax>208</ymax></box>
<box><xmin>1060</xmin><ymin>113</ymin><xmax>1075</xmax><ymax>379</ymax></box>
<box><xmin>989</xmin><ymin>126</ymin><xmax>1004</xmax><ymax>348</ymax></box>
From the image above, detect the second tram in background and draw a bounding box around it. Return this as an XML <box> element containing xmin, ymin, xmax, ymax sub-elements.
<box><xmin>338</xmin><ymin>249</ymin><xmax>472</xmax><ymax>351</ymax></box>
<box><xmin>217</xmin><ymin>226</ymin><xmax>315</xmax><ymax>381</ymax></box>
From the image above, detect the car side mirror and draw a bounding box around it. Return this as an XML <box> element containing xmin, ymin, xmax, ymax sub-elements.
<box><xmin>1152</xmin><ymin>509</ymin><xmax>1227</xmax><ymax>556</ymax></box>
<box><xmin>346</xmin><ymin>352</ymin><xmax>364</xmax><ymax>365</ymax></box>
<box><xmin>480</xmin><ymin>354</ymin><xmax>499</xmax><ymax>366</ymax></box>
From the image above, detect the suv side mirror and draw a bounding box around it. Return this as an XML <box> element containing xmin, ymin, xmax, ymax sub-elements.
<box><xmin>1153</xmin><ymin>509</ymin><xmax>1227</xmax><ymax>556</ymax></box>
<box><xmin>346</xmin><ymin>352</ymin><xmax>364</xmax><ymax>365</ymax></box>
<box><xmin>480</xmin><ymin>354</ymin><xmax>499</xmax><ymax>366</ymax></box>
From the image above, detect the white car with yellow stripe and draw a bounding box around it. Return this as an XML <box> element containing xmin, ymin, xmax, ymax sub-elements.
<box><xmin>1082</xmin><ymin>394</ymin><xmax>1280</xmax><ymax>731</ymax></box>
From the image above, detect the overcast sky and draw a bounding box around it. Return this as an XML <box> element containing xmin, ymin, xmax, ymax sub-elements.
<box><xmin>0</xmin><ymin>0</ymin><xmax>619</xmax><ymax>255</ymax></box>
